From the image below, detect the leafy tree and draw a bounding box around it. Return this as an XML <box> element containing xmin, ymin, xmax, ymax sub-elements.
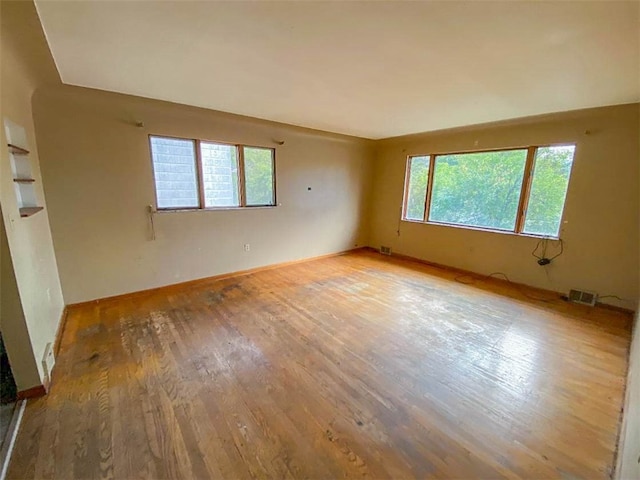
<box><xmin>523</xmin><ymin>146</ymin><xmax>574</xmax><ymax>236</ymax></box>
<box><xmin>406</xmin><ymin>156</ymin><xmax>429</xmax><ymax>220</ymax></box>
<box><xmin>430</xmin><ymin>150</ymin><xmax>527</xmax><ymax>230</ymax></box>
<box><xmin>405</xmin><ymin>146</ymin><xmax>574</xmax><ymax>236</ymax></box>
<box><xmin>244</xmin><ymin>147</ymin><xmax>274</xmax><ymax>205</ymax></box>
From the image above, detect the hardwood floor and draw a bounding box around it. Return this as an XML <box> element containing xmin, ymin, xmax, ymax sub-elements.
<box><xmin>7</xmin><ymin>250</ymin><xmax>632</xmax><ymax>479</ymax></box>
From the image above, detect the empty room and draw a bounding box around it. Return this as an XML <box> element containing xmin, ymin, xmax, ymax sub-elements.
<box><xmin>0</xmin><ymin>1</ymin><xmax>639</xmax><ymax>479</ymax></box>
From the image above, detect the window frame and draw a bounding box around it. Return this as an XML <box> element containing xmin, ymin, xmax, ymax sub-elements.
<box><xmin>401</xmin><ymin>144</ymin><xmax>576</xmax><ymax>239</ymax></box>
<box><xmin>241</xmin><ymin>145</ymin><xmax>278</xmax><ymax>207</ymax></box>
<box><xmin>149</xmin><ymin>134</ymin><xmax>277</xmax><ymax>212</ymax></box>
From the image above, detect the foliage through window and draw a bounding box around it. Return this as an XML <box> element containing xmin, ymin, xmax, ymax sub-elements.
<box><xmin>404</xmin><ymin>156</ymin><xmax>430</xmax><ymax>221</ymax></box>
<box><xmin>244</xmin><ymin>147</ymin><xmax>275</xmax><ymax>206</ymax></box>
<box><xmin>402</xmin><ymin>145</ymin><xmax>575</xmax><ymax>237</ymax></box>
<box><xmin>150</xmin><ymin>136</ymin><xmax>276</xmax><ymax>210</ymax></box>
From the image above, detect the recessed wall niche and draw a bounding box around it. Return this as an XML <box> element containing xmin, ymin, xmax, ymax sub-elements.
<box><xmin>4</xmin><ymin>119</ymin><xmax>43</xmax><ymax>218</ymax></box>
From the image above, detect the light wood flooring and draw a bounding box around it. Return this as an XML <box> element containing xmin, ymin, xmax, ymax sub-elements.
<box><xmin>7</xmin><ymin>250</ymin><xmax>632</xmax><ymax>479</ymax></box>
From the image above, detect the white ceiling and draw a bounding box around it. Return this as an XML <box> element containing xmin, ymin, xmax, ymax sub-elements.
<box><xmin>35</xmin><ymin>1</ymin><xmax>639</xmax><ymax>139</ymax></box>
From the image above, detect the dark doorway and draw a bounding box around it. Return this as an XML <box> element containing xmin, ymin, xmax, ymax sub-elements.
<box><xmin>0</xmin><ymin>333</ymin><xmax>17</xmax><ymax>450</ymax></box>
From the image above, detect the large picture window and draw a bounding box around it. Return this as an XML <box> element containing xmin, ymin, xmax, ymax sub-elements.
<box><xmin>402</xmin><ymin>145</ymin><xmax>575</xmax><ymax>238</ymax></box>
<box><xmin>150</xmin><ymin>136</ymin><xmax>276</xmax><ymax>210</ymax></box>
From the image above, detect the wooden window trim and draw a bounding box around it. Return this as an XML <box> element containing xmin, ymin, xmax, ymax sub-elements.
<box><xmin>514</xmin><ymin>146</ymin><xmax>537</xmax><ymax>233</ymax></box>
<box><xmin>401</xmin><ymin>156</ymin><xmax>412</xmax><ymax>219</ymax></box>
<box><xmin>271</xmin><ymin>149</ymin><xmax>277</xmax><ymax>207</ymax></box>
<box><xmin>149</xmin><ymin>134</ymin><xmax>277</xmax><ymax>212</ymax></box>
<box><xmin>195</xmin><ymin>140</ymin><xmax>206</xmax><ymax>209</ymax></box>
<box><xmin>238</xmin><ymin>145</ymin><xmax>247</xmax><ymax>207</ymax></box>
<box><xmin>154</xmin><ymin>205</ymin><xmax>278</xmax><ymax>214</ymax></box>
<box><xmin>401</xmin><ymin>144</ymin><xmax>575</xmax><ymax>239</ymax></box>
<box><xmin>423</xmin><ymin>155</ymin><xmax>435</xmax><ymax>222</ymax></box>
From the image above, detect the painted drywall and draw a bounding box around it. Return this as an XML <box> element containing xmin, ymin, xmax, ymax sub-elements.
<box><xmin>0</xmin><ymin>207</ymin><xmax>41</xmax><ymax>390</ymax></box>
<box><xmin>616</xmin><ymin>307</ymin><xmax>640</xmax><ymax>479</ymax></box>
<box><xmin>0</xmin><ymin>1</ymin><xmax>65</xmax><ymax>388</ymax></box>
<box><xmin>33</xmin><ymin>85</ymin><xmax>374</xmax><ymax>304</ymax></box>
<box><xmin>370</xmin><ymin>104</ymin><xmax>639</xmax><ymax>309</ymax></box>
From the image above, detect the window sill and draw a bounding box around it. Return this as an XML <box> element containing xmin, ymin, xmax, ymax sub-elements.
<box><xmin>401</xmin><ymin>219</ymin><xmax>559</xmax><ymax>240</ymax></box>
<box><xmin>156</xmin><ymin>205</ymin><xmax>278</xmax><ymax>214</ymax></box>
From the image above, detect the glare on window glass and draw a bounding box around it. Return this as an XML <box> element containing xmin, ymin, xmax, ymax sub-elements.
<box><xmin>523</xmin><ymin>145</ymin><xmax>575</xmax><ymax>237</ymax></box>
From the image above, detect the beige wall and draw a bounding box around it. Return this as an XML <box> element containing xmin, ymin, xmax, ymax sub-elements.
<box><xmin>0</xmin><ymin>1</ymin><xmax>65</xmax><ymax>389</ymax></box>
<box><xmin>370</xmin><ymin>104</ymin><xmax>639</xmax><ymax>309</ymax></box>
<box><xmin>33</xmin><ymin>87</ymin><xmax>639</xmax><ymax>311</ymax></box>
<box><xmin>33</xmin><ymin>85</ymin><xmax>374</xmax><ymax>304</ymax></box>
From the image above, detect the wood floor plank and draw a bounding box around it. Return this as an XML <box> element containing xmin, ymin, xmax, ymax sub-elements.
<box><xmin>7</xmin><ymin>250</ymin><xmax>632</xmax><ymax>479</ymax></box>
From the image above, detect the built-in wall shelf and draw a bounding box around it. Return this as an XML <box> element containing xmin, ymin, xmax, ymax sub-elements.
<box><xmin>7</xmin><ymin>144</ymin><xmax>29</xmax><ymax>156</ymax></box>
<box><xmin>5</xmin><ymin>126</ymin><xmax>44</xmax><ymax>219</ymax></box>
<box><xmin>19</xmin><ymin>207</ymin><xmax>43</xmax><ymax>218</ymax></box>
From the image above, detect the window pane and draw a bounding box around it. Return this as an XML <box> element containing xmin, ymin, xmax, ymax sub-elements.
<box><xmin>523</xmin><ymin>146</ymin><xmax>575</xmax><ymax>237</ymax></box>
<box><xmin>404</xmin><ymin>156</ymin><xmax>430</xmax><ymax>221</ymax></box>
<box><xmin>150</xmin><ymin>136</ymin><xmax>198</xmax><ymax>209</ymax></box>
<box><xmin>429</xmin><ymin>149</ymin><xmax>527</xmax><ymax>230</ymax></box>
<box><xmin>244</xmin><ymin>147</ymin><xmax>275</xmax><ymax>206</ymax></box>
<box><xmin>200</xmin><ymin>142</ymin><xmax>239</xmax><ymax>208</ymax></box>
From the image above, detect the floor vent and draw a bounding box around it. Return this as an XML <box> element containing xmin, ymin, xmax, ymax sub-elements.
<box><xmin>568</xmin><ymin>289</ymin><xmax>598</xmax><ymax>306</ymax></box>
<box><xmin>380</xmin><ymin>246</ymin><xmax>392</xmax><ymax>255</ymax></box>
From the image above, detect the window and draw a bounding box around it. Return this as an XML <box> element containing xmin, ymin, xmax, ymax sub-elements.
<box><xmin>244</xmin><ymin>147</ymin><xmax>275</xmax><ymax>206</ymax></box>
<box><xmin>200</xmin><ymin>142</ymin><xmax>240</xmax><ymax>208</ymax></box>
<box><xmin>404</xmin><ymin>156</ymin><xmax>430</xmax><ymax>221</ymax></box>
<box><xmin>522</xmin><ymin>146</ymin><xmax>574</xmax><ymax>237</ymax></box>
<box><xmin>402</xmin><ymin>145</ymin><xmax>575</xmax><ymax>238</ymax></box>
<box><xmin>430</xmin><ymin>149</ymin><xmax>528</xmax><ymax>231</ymax></box>
<box><xmin>150</xmin><ymin>135</ymin><xmax>276</xmax><ymax>210</ymax></box>
<box><xmin>150</xmin><ymin>137</ymin><xmax>199</xmax><ymax>209</ymax></box>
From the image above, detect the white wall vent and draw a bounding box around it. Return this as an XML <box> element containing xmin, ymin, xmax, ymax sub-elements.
<box><xmin>380</xmin><ymin>246</ymin><xmax>392</xmax><ymax>255</ymax></box>
<box><xmin>568</xmin><ymin>289</ymin><xmax>598</xmax><ymax>306</ymax></box>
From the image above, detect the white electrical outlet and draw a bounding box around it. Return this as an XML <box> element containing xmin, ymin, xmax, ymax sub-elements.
<box><xmin>244</xmin><ymin>243</ymin><xmax>250</xmax><ymax>252</ymax></box>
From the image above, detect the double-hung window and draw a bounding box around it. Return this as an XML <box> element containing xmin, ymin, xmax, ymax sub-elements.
<box><xmin>149</xmin><ymin>135</ymin><xmax>276</xmax><ymax>210</ymax></box>
<box><xmin>403</xmin><ymin>145</ymin><xmax>575</xmax><ymax>238</ymax></box>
